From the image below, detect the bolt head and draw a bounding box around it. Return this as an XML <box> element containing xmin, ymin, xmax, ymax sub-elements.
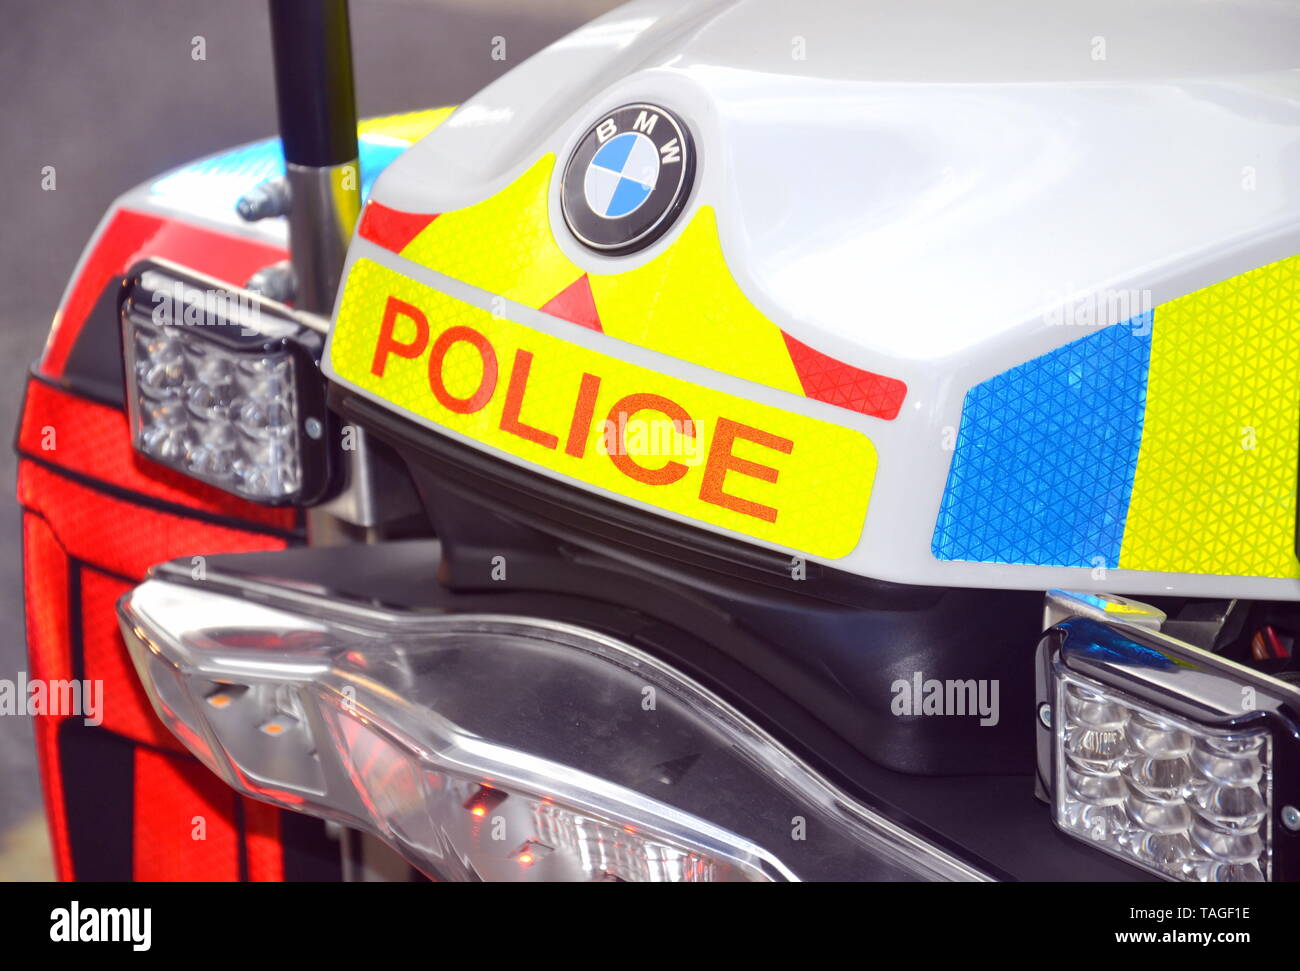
<box><xmin>1037</xmin><ymin>703</ymin><xmax>1052</xmax><ymax>729</ymax></box>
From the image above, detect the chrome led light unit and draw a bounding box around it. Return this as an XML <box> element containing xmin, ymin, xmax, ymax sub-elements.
<box><xmin>117</xmin><ymin>556</ymin><xmax>988</xmax><ymax>883</ymax></box>
<box><xmin>1037</xmin><ymin>616</ymin><xmax>1300</xmax><ymax>882</ymax></box>
<box><xmin>120</xmin><ymin>260</ymin><xmax>331</xmax><ymax>504</ymax></box>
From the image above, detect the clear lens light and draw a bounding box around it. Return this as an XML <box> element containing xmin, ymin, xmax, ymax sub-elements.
<box><xmin>1055</xmin><ymin>668</ymin><xmax>1272</xmax><ymax>881</ymax></box>
<box><xmin>118</xmin><ymin>576</ymin><xmax>989</xmax><ymax>883</ymax></box>
<box><xmin>329</xmin><ymin>712</ymin><xmax>757</xmax><ymax>882</ymax></box>
<box><xmin>126</xmin><ymin>319</ymin><xmax>303</xmax><ymax>500</ymax></box>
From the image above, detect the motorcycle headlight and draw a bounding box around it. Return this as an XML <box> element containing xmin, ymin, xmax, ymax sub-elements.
<box><xmin>117</xmin><ymin>562</ymin><xmax>987</xmax><ymax>883</ymax></box>
<box><xmin>1037</xmin><ymin>613</ymin><xmax>1300</xmax><ymax>882</ymax></box>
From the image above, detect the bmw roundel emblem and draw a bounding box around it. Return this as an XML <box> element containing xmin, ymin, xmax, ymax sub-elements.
<box><xmin>560</xmin><ymin>103</ymin><xmax>695</xmax><ymax>255</ymax></box>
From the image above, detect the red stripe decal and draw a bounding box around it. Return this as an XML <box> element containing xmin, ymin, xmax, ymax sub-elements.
<box><xmin>17</xmin><ymin>462</ymin><xmax>287</xmax><ymax>578</ymax></box>
<box><xmin>22</xmin><ymin>513</ymin><xmax>75</xmax><ymax>881</ymax></box>
<box><xmin>243</xmin><ymin>798</ymin><xmax>285</xmax><ymax>882</ymax></box>
<box><xmin>19</xmin><ymin>381</ymin><xmax>297</xmax><ymax>532</ymax></box>
<box><xmin>539</xmin><ymin>274</ymin><xmax>603</xmax><ymax>333</ymax></box>
<box><xmin>80</xmin><ymin>570</ymin><xmax>187</xmax><ymax>752</ymax></box>
<box><xmin>133</xmin><ymin>748</ymin><xmax>240</xmax><ymax>881</ymax></box>
<box><xmin>357</xmin><ymin>201</ymin><xmax>438</xmax><ymax>253</ymax></box>
<box><xmin>781</xmin><ymin>331</ymin><xmax>907</xmax><ymax>420</ymax></box>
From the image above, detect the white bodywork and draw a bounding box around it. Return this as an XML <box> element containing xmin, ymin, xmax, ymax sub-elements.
<box><xmin>333</xmin><ymin>0</ymin><xmax>1300</xmax><ymax>599</ymax></box>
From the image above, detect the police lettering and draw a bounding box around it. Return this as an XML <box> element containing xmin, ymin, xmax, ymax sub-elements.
<box><xmin>370</xmin><ymin>295</ymin><xmax>793</xmax><ymax>523</ymax></box>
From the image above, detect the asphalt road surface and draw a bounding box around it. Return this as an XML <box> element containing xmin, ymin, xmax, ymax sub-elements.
<box><xmin>0</xmin><ymin>0</ymin><xmax>620</xmax><ymax>879</ymax></box>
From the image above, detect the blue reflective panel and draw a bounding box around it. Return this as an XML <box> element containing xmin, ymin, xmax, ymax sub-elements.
<box><xmin>932</xmin><ymin>314</ymin><xmax>1152</xmax><ymax>568</ymax></box>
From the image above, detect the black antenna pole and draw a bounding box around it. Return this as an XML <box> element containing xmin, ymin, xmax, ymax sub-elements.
<box><xmin>267</xmin><ymin>0</ymin><xmax>361</xmax><ymax>313</ymax></box>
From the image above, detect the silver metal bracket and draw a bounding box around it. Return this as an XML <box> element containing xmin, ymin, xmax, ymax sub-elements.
<box><xmin>1042</xmin><ymin>589</ymin><xmax>1167</xmax><ymax>633</ymax></box>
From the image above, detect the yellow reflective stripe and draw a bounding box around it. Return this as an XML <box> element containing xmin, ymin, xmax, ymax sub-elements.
<box><xmin>395</xmin><ymin>155</ymin><xmax>804</xmax><ymax>399</ymax></box>
<box><xmin>1119</xmin><ymin>254</ymin><xmax>1300</xmax><ymax>578</ymax></box>
<box><xmin>399</xmin><ymin>155</ymin><xmax>583</xmax><ymax>308</ymax></box>
<box><xmin>330</xmin><ymin>258</ymin><xmax>876</xmax><ymax>559</ymax></box>
<box><xmin>358</xmin><ymin>107</ymin><xmax>456</xmax><ymax>143</ymax></box>
<box><xmin>587</xmin><ymin>206</ymin><xmax>803</xmax><ymax>396</ymax></box>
